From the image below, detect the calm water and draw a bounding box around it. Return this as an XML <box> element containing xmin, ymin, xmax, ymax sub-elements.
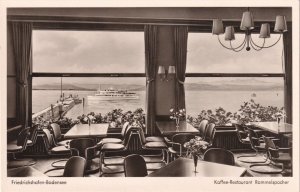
<box><xmin>32</xmin><ymin>90</ymin><xmax>284</xmax><ymax>119</ymax></box>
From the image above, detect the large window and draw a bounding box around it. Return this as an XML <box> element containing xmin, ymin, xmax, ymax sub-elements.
<box><xmin>186</xmin><ymin>32</ymin><xmax>284</xmax><ymax>125</ymax></box>
<box><xmin>33</xmin><ymin>31</ymin><xmax>145</xmax><ymax>73</ymax></box>
<box><xmin>186</xmin><ymin>33</ymin><xmax>283</xmax><ymax>73</ymax></box>
<box><xmin>32</xmin><ymin>30</ymin><xmax>145</xmax><ymax>125</ymax></box>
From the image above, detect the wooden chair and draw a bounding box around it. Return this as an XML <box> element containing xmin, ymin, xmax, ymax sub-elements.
<box><xmin>249</xmin><ymin>136</ymin><xmax>292</xmax><ymax>175</ymax></box>
<box><xmin>124</xmin><ymin>154</ymin><xmax>148</xmax><ymax>177</ymax></box>
<box><xmin>99</xmin><ymin>126</ymin><xmax>140</xmax><ymax>176</ymax></box>
<box><xmin>7</xmin><ymin>128</ymin><xmax>33</xmax><ymax>168</ymax></box>
<box><xmin>203</xmin><ymin>148</ymin><xmax>235</xmax><ymax>166</ymax></box>
<box><xmin>166</xmin><ymin>133</ymin><xmax>196</xmax><ymax>162</ymax></box>
<box><xmin>45</xmin><ymin>156</ymin><xmax>86</xmax><ymax>177</ymax></box>
<box><xmin>41</xmin><ymin>129</ymin><xmax>71</xmax><ymax>165</ymax></box>
<box><xmin>198</xmin><ymin>119</ymin><xmax>208</xmax><ymax>138</ymax></box>
<box><xmin>63</xmin><ymin>156</ymin><xmax>86</xmax><ymax>177</ymax></box>
<box><xmin>50</xmin><ymin>123</ymin><xmax>71</xmax><ymax>146</ymax></box>
<box><xmin>238</xmin><ymin>128</ymin><xmax>279</xmax><ymax>163</ymax></box>
<box><xmin>69</xmin><ymin>138</ymin><xmax>99</xmax><ymax>174</ymax></box>
<box><xmin>204</xmin><ymin>123</ymin><xmax>216</xmax><ymax>147</ymax></box>
<box><xmin>8</xmin><ymin>125</ymin><xmax>39</xmax><ymax>167</ymax></box>
<box><xmin>97</xmin><ymin>122</ymin><xmax>130</xmax><ymax>146</ymax></box>
<box><xmin>136</xmin><ymin>127</ymin><xmax>168</xmax><ymax>163</ymax></box>
<box><xmin>235</xmin><ymin>124</ymin><xmax>250</xmax><ymax>145</ymax></box>
<box><xmin>10</xmin><ymin>125</ymin><xmax>39</xmax><ymax>147</ymax></box>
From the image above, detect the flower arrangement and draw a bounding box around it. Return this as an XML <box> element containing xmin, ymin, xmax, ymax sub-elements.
<box><xmin>170</xmin><ymin>108</ymin><xmax>186</xmax><ymax>127</ymax></box>
<box><xmin>78</xmin><ymin>112</ymin><xmax>97</xmax><ymax>124</ymax></box>
<box><xmin>76</xmin><ymin>108</ymin><xmax>146</xmax><ymax>128</ymax></box>
<box><xmin>184</xmin><ymin>136</ymin><xmax>209</xmax><ymax>156</ymax></box>
<box><xmin>56</xmin><ymin>117</ymin><xmax>79</xmax><ymax>129</ymax></box>
<box><xmin>187</xmin><ymin>99</ymin><xmax>285</xmax><ymax>127</ymax></box>
<box><xmin>273</xmin><ymin>108</ymin><xmax>286</xmax><ymax>124</ymax></box>
<box><xmin>32</xmin><ymin>115</ymin><xmax>52</xmax><ymax>130</ymax></box>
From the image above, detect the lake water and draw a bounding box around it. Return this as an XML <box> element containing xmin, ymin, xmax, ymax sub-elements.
<box><xmin>32</xmin><ymin>90</ymin><xmax>284</xmax><ymax>119</ymax></box>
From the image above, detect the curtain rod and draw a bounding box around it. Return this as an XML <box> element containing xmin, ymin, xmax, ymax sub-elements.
<box><xmin>8</xmin><ymin>15</ymin><xmax>213</xmax><ymax>26</ymax></box>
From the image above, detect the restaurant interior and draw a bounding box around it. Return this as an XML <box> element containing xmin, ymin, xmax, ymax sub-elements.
<box><xmin>6</xmin><ymin>7</ymin><xmax>294</xmax><ymax>178</ymax></box>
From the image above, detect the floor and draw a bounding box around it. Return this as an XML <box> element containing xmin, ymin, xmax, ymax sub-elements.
<box><xmin>8</xmin><ymin>151</ymin><xmax>291</xmax><ymax>177</ymax></box>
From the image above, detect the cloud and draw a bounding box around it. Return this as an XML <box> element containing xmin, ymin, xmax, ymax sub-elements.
<box><xmin>187</xmin><ymin>33</ymin><xmax>283</xmax><ymax>73</ymax></box>
<box><xmin>33</xmin><ymin>31</ymin><xmax>144</xmax><ymax>73</ymax></box>
<box><xmin>32</xmin><ymin>30</ymin><xmax>283</xmax><ymax>86</ymax></box>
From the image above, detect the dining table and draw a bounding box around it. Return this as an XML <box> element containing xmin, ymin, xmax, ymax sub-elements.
<box><xmin>147</xmin><ymin>157</ymin><xmax>247</xmax><ymax>177</ymax></box>
<box><xmin>8</xmin><ymin>166</ymin><xmax>47</xmax><ymax>177</ymax></box>
<box><xmin>156</xmin><ymin>121</ymin><xmax>199</xmax><ymax>136</ymax></box>
<box><xmin>250</xmin><ymin>121</ymin><xmax>292</xmax><ymax>134</ymax></box>
<box><xmin>64</xmin><ymin>123</ymin><xmax>109</xmax><ymax>139</ymax></box>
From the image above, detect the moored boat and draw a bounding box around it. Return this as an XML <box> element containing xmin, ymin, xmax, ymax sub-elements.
<box><xmin>87</xmin><ymin>87</ymin><xmax>139</xmax><ymax>100</ymax></box>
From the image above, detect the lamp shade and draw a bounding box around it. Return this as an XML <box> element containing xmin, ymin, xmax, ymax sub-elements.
<box><xmin>158</xmin><ymin>66</ymin><xmax>165</xmax><ymax>74</ymax></box>
<box><xmin>259</xmin><ymin>23</ymin><xmax>271</xmax><ymax>38</ymax></box>
<box><xmin>168</xmin><ymin>65</ymin><xmax>176</xmax><ymax>74</ymax></box>
<box><xmin>240</xmin><ymin>11</ymin><xmax>254</xmax><ymax>30</ymax></box>
<box><xmin>212</xmin><ymin>19</ymin><xmax>224</xmax><ymax>35</ymax></box>
<box><xmin>224</xmin><ymin>26</ymin><xmax>235</xmax><ymax>41</ymax></box>
<box><xmin>274</xmin><ymin>15</ymin><xmax>287</xmax><ymax>32</ymax></box>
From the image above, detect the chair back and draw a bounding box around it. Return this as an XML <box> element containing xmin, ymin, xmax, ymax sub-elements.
<box><xmin>121</xmin><ymin>126</ymin><xmax>138</xmax><ymax>146</ymax></box>
<box><xmin>50</xmin><ymin>123</ymin><xmax>62</xmax><ymax>141</ymax></box>
<box><xmin>263</xmin><ymin>136</ymin><xmax>279</xmax><ymax>158</ymax></box>
<box><xmin>171</xmin><ymin>133</ymin><xmax>196</xmax><ymax>154</ymax></box>
<box><xmin>63</xmin><ymin>156</ymin><xmax>86</xmax><ymax>177</ymax></box>
<box><xmin>247</xmin><ymin>128</ymin><xmax>261</xmax><ymax>148</ymax></box>
<box><xmin>69</xmin><ymin>138</ymin><xmax>96</xmax><ymax>158</ymax></box>
<box><xmin>136</xmin><ymin>126</ymin><xmax>147</xmax><ymax>144</ymax></box>
<box><xmin>42</xmin><ymin>129</ymin><xmax>55</xmax><ymax>149</ymax></box>
<box><xmin>204</xmin><ymin>123</ymin><xmax>215</xmax><ymax>144</ymax></box>
<box><xmin>16</xmin><ymin>128</ymin><xmax>30</xmax><ymax>148</ymax></box>
<box><xmin>28</xmin><ymin>125</ymin><xmax>39</xmax><ymax>144</ymax></box>
<box><xmin>203</xmin><ymin>148</ymin><xmax>235</xmax><ymax>166</ymax></box>
<box><xmin>198</xmin><ymin>120</ymin><xmax>208</xmax><ymax>137</ymax></box>
<box><xmin>235</xmin><ymin>124</ymin><xmax>247</xmax><ymax>143</ymax></box>
<box><xmin>121</xmin><ymin>122</ymin><xmax>130</xmax><ymax>137</ymax></box>
<box><xmin>124</xmin><ymin>154</ymin><xmax>147</xmax><ymax>177</ymax></box>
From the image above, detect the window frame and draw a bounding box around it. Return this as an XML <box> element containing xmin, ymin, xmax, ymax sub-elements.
<box><xmin>186</xmin><ymin>26</ymin><xmax>286</xmax><ymax>127</ymax></box>
<box><xmin>28</xmin><ymin>18</ymin><xmax>288</xmax><ymax>126</ymax></box>
<box><xmin>30</xmin><ymin>23</ymin><xmax>147</xmax><ymax>125</ymax></box>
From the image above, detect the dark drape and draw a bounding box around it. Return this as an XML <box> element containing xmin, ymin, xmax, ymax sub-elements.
<box><xmin>283</xmin><ymin>25</ymin><xmax>292</xmax><ymax>124</ymax></box>
<box><xmin>144</xmin><ymin>25</ymin><xmax>158</xmax><ymax>135</ymax></box>
<box><xmin>11</xmin><ymin>22</ymin><xmax>33</xmax><ymax>128</ymax></box>
<box><xmin>174</xmin><ymin>26</ymin><xmax>188</xmax><ymax>110</ymax></box>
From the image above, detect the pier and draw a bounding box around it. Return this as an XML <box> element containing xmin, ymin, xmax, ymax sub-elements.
<box><xmin>32</xmin><ymin>97</ymin><xmax>80</xmax><ymax>121</ymax></box>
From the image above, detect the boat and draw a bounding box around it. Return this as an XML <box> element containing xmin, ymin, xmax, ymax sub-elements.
<box><xmin>87</xmin><ymin>86</ymin><xmax>139</xmax><ymax>100</ymax></box>
<box><xmin>251</xmin><ymin>93</ymin><xmax>256</xmax><ymax>97</ymax></box>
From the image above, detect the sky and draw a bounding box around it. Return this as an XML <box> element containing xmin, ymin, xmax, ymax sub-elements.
<box><xmin>32</xmin><ymin>30</ymin><xmax>283</xmax><ymax>85</ymax></box>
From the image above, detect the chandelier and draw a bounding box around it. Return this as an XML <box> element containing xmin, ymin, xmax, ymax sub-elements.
<box><xmin>212</xmin><ymin>8</ymin><xmax>287</xmax><ymax>52</ymax></box>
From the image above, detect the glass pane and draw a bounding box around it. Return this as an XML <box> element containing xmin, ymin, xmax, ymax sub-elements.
<box><xmin>187</xmin><ymin>33</ymin><xmax>283</xmax><ymax>73</ymax></box>
<box><xmin>32</xmin><ymin>77</ymin><xmax>146</xmax><ymax>120</ymax></box>
<box><xmin>185</xmin><ymin>77</ymin><xmax>284</xmax><ymax>125</ymax></box>
<box><xmin>32</xmin><ymin>30</ymin><xmax>145</xmax><ymax>73</ymax></box>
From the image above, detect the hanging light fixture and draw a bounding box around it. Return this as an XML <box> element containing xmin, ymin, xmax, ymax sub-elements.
<box><xmin>212</xmin><ymin>8</ymin><xmax>287</xmax><ymax>52</ymax></box>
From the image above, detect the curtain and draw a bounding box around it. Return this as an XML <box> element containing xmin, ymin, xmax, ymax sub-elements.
<box><xmin>144</xmin><ymin>25</ymin><xmax>158</xmax><ymax>135</ymax></box>
<box><xmin>174</xmin><ymin>26</ymin><xmax>188</xmax><ymax>111</ymax></box>
<box><xmin>283</xmin><ymin>25</ymin><xmax>292</xmax><ymax>124</ymax></box>
<box><xmin>11</xmin><ymin>22</ymin><xmax>33</xmax><ymax>129</ymax></box>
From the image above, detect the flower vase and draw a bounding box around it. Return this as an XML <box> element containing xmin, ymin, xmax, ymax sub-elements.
<box><xmin>175</xmin><ymin>118</ymin><xmax>180</xmax><ymax>131</ymax></box>
<box><xmin>193</xmin><ymin>154</ymin><xmax>198</xmax><ymax>173</ymax></box>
